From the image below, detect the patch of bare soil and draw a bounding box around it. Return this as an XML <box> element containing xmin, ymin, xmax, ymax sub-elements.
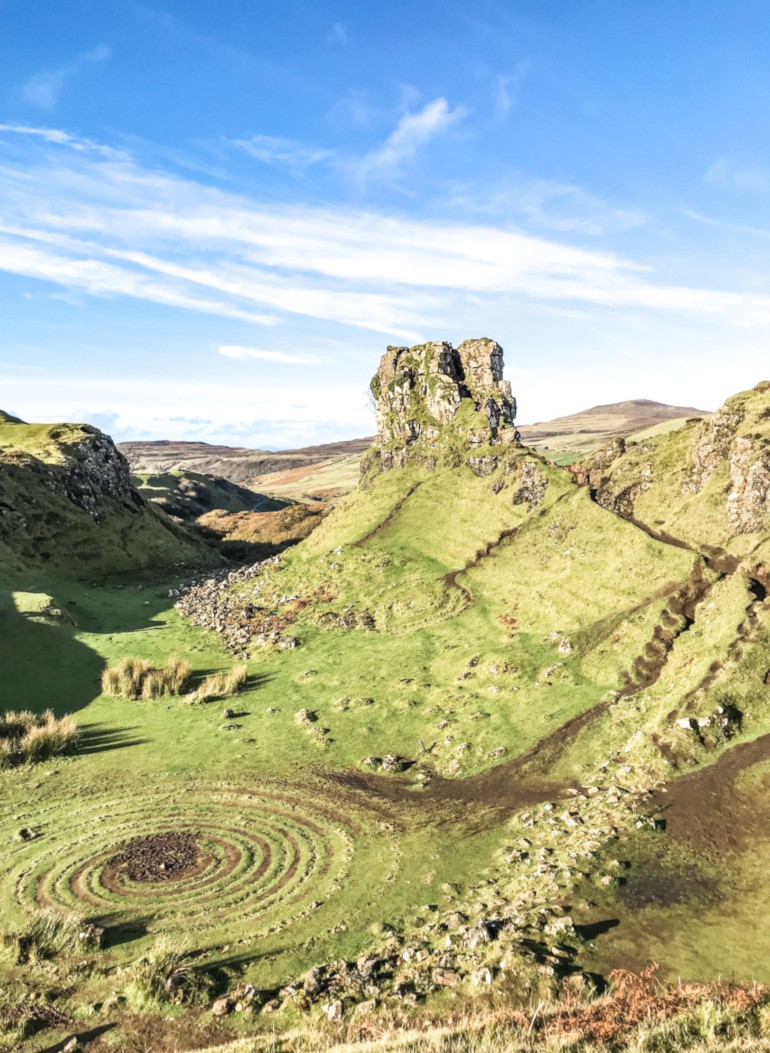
<box><xmin>648</xmin><ymin>732</ymin><xmax>770</xmax><ymax>862</ymax></box>
<box><xmin>111</xmin><ymin>831</ymin><xmax>203</xmax><ymax>883</ymax></box>
<box><xmin>83</xmin><ymin>1011</ymin><xmax>234</xmax><ymax>1053</ymax></box>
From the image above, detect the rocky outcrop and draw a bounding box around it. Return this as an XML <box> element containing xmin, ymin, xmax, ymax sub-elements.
<box><xmin>727</xmin><ymin>436</ymin><xmax>770</xmax><ymax>535</ymax></box>
<box><xmin>572</xmin><ymin>382</ymin><xmax>770</xmax><ymax>540</ymax></box>
<box><xmin>48</xmin><ymin>427</ymin><xmax>141</xmax><ymax>520</ymax></box>
<box><xmin>369</xmin><ymin>339</ymin><xmax>518</xmax><ymax>471</ymax></box>
<box><xmin>0</xmin><ymin>419</ymin><xmax>215</xmax><ymax>574</ymax></box>
<box><xmin>684</xmin><ymin>406</ymin><xmax>744</xmax><ymax>494</ymax></box>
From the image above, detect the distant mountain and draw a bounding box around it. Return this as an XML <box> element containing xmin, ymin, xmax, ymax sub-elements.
<box><xmin>119</xmin><ymin>436</ymin><xmax>374</xmax><ymax>497</ymax></box>
<box><xmin>518</xmin><ymin>398</ymin><xmax>709</xmax><ymax>454</ymax></box>
<box><xmin>120</xmin><ymin>401</ymin><xmax>712</xmax><ymax>499</ymax></box>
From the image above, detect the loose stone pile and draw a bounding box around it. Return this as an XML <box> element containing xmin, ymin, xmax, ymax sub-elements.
<box><xmin>212</xmin><ymin>764</ymin><xmax>665</xmax><ymax>1019</ymax></box>
<box><xmin>173</xmin><ymin>556</ymin><xmax>292</xmax><ymax>653</ymax></box>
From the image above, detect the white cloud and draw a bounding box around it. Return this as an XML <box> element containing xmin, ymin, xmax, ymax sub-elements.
<box><xmin>18</xmin><ymin>45</ymin><xmax>111</xmax><ymax>110</ymax></box>
<box><xmin>354</xmin><ymin>98</ymin><xmax>467</xmax><ymax>180</ymax></box>
<box><xmin>227</xmin><ymin>134</ymin><xmax>334</xmax><ymax>169</ymax></box>
<box><xmin>22</xmin><ymin>69</ymin><xmax>70</xmax><ymax>111</ymax></box>
<box><xmin>1</xmin><ymin>124</ymin><xmax>770</xmax><ymax>342</ymax></box>
<box><xmin>2</xmin><ymin>373</ymin><xmax>374</xmax><ymax>448</ymax></box>
<box><xmin>704</xmin><ymin>157</ymin><xmax>770</xmax><ymax>192</ymax></box>
<box><xmin>218</xmin><ymin>345</ymin><xmax>314</xmax><ymax>363</ymax></box>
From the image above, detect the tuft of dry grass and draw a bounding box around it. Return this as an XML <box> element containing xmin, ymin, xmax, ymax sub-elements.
<box><xmin>122</xmin><ymin>935</ymin><xmax>214</xmax><ymax>1007</ymax></box>
<box><xmin>0</xmin><ymin>709</ymin><xmax>78</xmax><ymax>767</ymax></box>
<box><xmin>187</xmin><ymin>664</ymin><xmax>248</xmax><ymax>704</ymax></box>
<box><xmin>101</xmin><ymin>657</ymin><xmax>192</xmax><ymax>700</ymax></box>
<box><xmin>1</xmin><ymin>909</ymin><xmax>93</xmax><ymax>964</ymax></box>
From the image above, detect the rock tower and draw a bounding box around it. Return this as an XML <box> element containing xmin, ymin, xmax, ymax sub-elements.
<box><xmin>369</xmin><ymin>338</ymin><xmax>519</xmax><ymax>471</ymax></box>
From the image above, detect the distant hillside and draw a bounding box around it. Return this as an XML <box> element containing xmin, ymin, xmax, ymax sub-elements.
<box><xmin>119</xmin><ymin>436</ymin><xmax>374</xmax><ymax>491</ymax></box>
<box><xmin>518</xmin><ymin>398</ymin><xmax>709</xmax><ymax>456</ymax></box>
<box><xmin>131</xmin><ymin>469</ymin><xmax>288</xmax><ymax>521</ymax></box>
<box><xmin>121</xmin><ymin>402</ymin><xmax>710</xmax><ymax>499</ymax></box>
<box><xmin>0</xmin><ymin>415</ymin><xmax>217</xmax><ymax>578</ymax></box>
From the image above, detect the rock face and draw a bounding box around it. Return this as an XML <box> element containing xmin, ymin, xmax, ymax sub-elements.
<box><xmin>49</xmin><ymin>427</ymin><xmax>141</xmax><ymax>521</ymax></box>
<box><xmin>0</xmin><ymin>418</ymin><xmax>215</xmax><ymax>574</ymax></box>
<box><xmin>574</xmin><ymin>381</ymin><xmax>770</xmax><ymax>540</ymax></box>
<box><xmin>369</xmin><ymin>339</ymin><xmax>518</xmax><ymax>471</ymax></box>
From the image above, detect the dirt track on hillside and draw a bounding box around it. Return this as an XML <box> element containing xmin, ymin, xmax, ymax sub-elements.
<box><xmin>647</xmin><ymin>732</ymin><xmax>770</xmax><ymax>861</ymax></box>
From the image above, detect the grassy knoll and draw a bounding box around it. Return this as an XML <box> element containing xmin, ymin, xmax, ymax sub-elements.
<box><xmin>1</xmin><ymin>387</ymin><xmax>769</xmax><ymax>1050</ymax></box>
<box><xmin>0</xmin><ymin>418</ymin><xmax>215</xmax><ymax>578</ymax></box>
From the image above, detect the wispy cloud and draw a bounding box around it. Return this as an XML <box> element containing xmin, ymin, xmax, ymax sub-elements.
<box><xmin>450</xmin><ymin>175</ymin><xmax>645</xmax><ymax>236</ymax></box>
<box><xmin>218</xmin><ymin>345</ymin><xmax>314</xmax><ymax>363</ymax></box>
<box><xmin>493</xmin><ymin>63</ymin><xmax>529</xmax><ymax>119</ymax></box>
<box><xmin>18</xmin><ymin>45</ymin><xmax>111</xmax><ymax>110</ymax></box>
<box><xmin>354</xmin><ymin>98</ymin><xmax>467</xmax><ymax>180</ymax></box>
<box><xmin>327</xmin><ymin>91</ymin><xmax>378</xmax><ymax>130</ymax></box>
<box><xmin>704</xmin><ymin>157</ymin><xmax>770</xmax><ymax>192</ymax></box>
<box><xmin>1</xmin><ymin>124</ymin><xmax>770</xmax><ymax>341</ymax></box>
<box><xmin>226</xmin><ymin>134</ymin><xmax>334</xmax><ymax>170</ymax></box>
<box><xmin>327</xmin><ymin>21</ymin><xmax>348</xmax><ymax>45</ymax></box>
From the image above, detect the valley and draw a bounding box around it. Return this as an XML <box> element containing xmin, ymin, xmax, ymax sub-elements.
<box><xmin>0</xmin><ymin>343</ymin><xmax>769</xmax><ymax>1052</ymax></box>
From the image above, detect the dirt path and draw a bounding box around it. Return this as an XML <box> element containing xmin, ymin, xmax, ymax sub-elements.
<box><xmin>647</xmin><ymin>732</ymin><xmax>770</xmax><ymax>860</ymax></box>
<box><xmin>354</xmin><ymin>483</ymin><xmax>422</xmax><ymax>547</ymax></box>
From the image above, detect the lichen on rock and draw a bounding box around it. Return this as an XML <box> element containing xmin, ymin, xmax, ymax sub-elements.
<box><xmin>369</xmin><ymin>338</ymin><xmax>519</xmax><ymax>472</ymax></box>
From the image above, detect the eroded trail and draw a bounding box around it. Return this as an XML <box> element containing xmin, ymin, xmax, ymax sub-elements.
<box><xmin>354</xmin><ymin>483</ymin><xmax>422</xmax><ymax>547</ymax></box>
<box><xmin>647</xmin><ymin>732</ymin><xmax>770</xmax><ymax>858</ymax></box>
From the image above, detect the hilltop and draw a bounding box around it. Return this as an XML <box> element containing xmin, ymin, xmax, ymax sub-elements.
<box><xmin>0</xmin><ymin>415</ymin><xmax>217</xmax><ymax>578</ymax></box>
<box><xmin>173</xmin><ymin>343</ymin><xmax>770</xmax><ymax>998</ymax></box>
<box><xmin>518</xmin><ymin>398</ymin><xmax>708</xmax><ymax>458</ymax></box>
<box><xmin>0</xmin><ymin>348</ymin><xmax>768</xmax><ymax>1052</ymax></box>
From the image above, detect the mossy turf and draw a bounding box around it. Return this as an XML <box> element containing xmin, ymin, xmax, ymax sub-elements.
<box><xmin>0</xmin><ymin>574</ymin><xmax>505</xmax><ymax>992</ymax></box>
<box><xmin>2</xmin><ymin>389</ymin><xmax>770</xmax><ymax>1050</ymax></box>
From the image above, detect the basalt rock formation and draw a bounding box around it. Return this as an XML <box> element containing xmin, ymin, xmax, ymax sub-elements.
<box><xmin>368</xmin><ymin>339</ymin><xmax>519</xmax><ymax>473</ymax></box>
<box><xmin>574</xmin><ymin>381</ymin><xmax>770</xmax><ymax>551</ymax></box>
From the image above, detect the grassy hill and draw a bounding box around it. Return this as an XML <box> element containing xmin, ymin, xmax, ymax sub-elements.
<box><xmin>0</xmin><ymin>417</ymin><xmax>217</xmax><ymax>579</ymax></box>
<box><xmin>131</xmin><ymin>470</ymin><xmax>288</xmax><ymax>521</ymax></box>
<box><xmin>0</xmin><ymin>375</ymin><xmax>768</xmax><ymax>1052</ymax></box>
<box><xmin>518</xmin><ymin>398</ymin><xmax>709</xmax><ymax>461</ymax></box>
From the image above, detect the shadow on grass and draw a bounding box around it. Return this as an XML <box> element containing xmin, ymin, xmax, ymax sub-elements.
<box><xmin>77</xmin><ymin>723</ymin><xmax>149</xmax><ymax>754</ymax></box>
<box><xmin>39</xmin><ymin>1023</ymin><xmax>117</xmax><ymax>1052</ymax></box>
<box><xmin>99</xmin><ymin>915</ymin><xmax>152</xmax><ymax>949</ymax></box>
<box><xmin>574</xmin><ymin>918</ymin><xmax>620</xmax><ymax>941</ymax></box>
<box><xmin>0</xmin><ymin>590</ymin><xmax>103</xmax><ymax>718</ymax></box>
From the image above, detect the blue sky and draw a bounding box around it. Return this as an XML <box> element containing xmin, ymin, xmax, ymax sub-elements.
<box><xmin>1</xmin><ymin>0</ymin><xmax>769</xmax><ymax>448</ymax></box>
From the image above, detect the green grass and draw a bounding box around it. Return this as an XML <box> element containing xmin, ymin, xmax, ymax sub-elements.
<box><xmin>2</xmin><ymin>390</ymin><xmax>770</xmax><ymax>1050</ymax></box>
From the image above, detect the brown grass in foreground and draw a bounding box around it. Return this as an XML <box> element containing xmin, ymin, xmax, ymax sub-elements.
<box><xmin>0</xmin><ymin>709</ymin><xmax>78</xmax><ymax>767</ymax></box>
<box><xmin>191</xmin><ymin>968</ymin><xmax>770</xmax><ymax>1053</ymax></box>
<box><xmin>188</xmin><ymin>664</ymin><xmax>249</xmax><ymax>704</ymax></box>
<box><xmin>101</xmin><ymin>657</ymin><xmax>192</xmax><ymax>700</ymax></box>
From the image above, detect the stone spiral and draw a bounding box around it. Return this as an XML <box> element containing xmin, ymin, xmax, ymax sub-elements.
<box><xmin>4</xmin><ymin>781</ymin><xmax>363</xmax><ymax>948</ymax></box>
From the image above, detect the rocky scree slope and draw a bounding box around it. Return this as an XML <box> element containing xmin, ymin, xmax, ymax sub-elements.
<box><xmin>0</xmin><ymin>415</ymin><xmax>217</xmax><ymax>576</ymax></box>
